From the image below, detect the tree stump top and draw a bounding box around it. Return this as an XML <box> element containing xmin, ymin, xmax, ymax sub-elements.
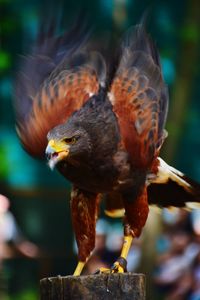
<box><xmin>40</xmin><ymin>273</ymin><xmax>145</xmax><ymax>300</ymax></box>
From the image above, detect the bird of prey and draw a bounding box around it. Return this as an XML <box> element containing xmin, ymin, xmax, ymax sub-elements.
<box><xmin>15</xmin><ymin>19</ymin><xmax>200</xmax><ymax>276</ymax></box>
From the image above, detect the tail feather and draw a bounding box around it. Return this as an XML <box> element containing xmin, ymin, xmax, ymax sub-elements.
<box><xmin>148</xmin><ymin>158</ymin><xmax>200</xmax><ymax>209</ymax></box>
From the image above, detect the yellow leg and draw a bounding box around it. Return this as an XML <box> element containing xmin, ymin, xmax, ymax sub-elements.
<box><xmin>112</xmin><ymin>235</ymin><xmax>133</xmax><ymax>273</ymax></box>
<box><xmin>73</xmin><ymin>261</ymin><xmax>85</xmax><ymax>276</ymax></box>
<box><xmin>121</xmin><ymin>235</ymin><xmax>133</xmax><ymax>259</ymax></box>
<box><xmin>94</xmin><ymin>235</ymin><xmax>133</xmax><ymax>274</ymax></box>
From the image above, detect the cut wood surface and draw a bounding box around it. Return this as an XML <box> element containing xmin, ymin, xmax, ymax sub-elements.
<box><xmin>40</xmin><ymin>273</ymin><xmax>146</xmax><ymax>300</ymax></box>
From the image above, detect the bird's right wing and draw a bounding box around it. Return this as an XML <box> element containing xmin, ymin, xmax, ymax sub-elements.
<box><xmin>15</xmin><ymin>21</ymin><xmax>106</xmax><ymax>158</ymax></box>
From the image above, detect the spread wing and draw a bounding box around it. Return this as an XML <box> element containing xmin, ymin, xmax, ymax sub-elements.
<box><xmin>108</xmin><ymin>24</ymin><xmax>168</xmax><ymax>168</ymax></box>
<box><xmin>15</xmin><ymin>22</ymin><xmax>106</xmax><ymax>158</ymax></box>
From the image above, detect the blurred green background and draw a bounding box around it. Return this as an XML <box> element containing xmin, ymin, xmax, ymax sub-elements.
<box><xmin>0</xmin><ymin>0</ymin><xmax>200</xmax><ymax>299</ymax></box>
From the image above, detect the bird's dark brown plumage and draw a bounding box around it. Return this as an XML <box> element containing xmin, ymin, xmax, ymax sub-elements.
<box><xmin>15</xmin><ymin>19</ymin><xmax>200</xmax><ymax>270</ymax></box>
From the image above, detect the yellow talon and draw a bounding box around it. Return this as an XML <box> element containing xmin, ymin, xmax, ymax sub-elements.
<box><xmin>111</xmin><ymin>235</ymin><xmax>133</xmax><ymax>273</ymax></box>
<box><xmin>95</xmin><ymin>267</ymin><xmax>111</xmax><ymax>274</ymax></box>
<box><xmin>94</xmin><ymin>235</ymin><xmax>133</xmax><ymax>274</ymax></box>
<box><xmin>111</xmin><ymin>261</ymin><xmax>124</xmax><ymax>273</ymax></box>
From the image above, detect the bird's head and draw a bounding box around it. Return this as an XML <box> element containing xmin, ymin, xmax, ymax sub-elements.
<box><xmin>45</xmin><ymin>122</ymin><xmax>92</xmax><ymax>170</ymax></box>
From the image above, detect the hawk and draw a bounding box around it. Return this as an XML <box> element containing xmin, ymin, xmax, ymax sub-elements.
<box><xmin>15</xmin><ymin>19</ymin><xmax>200</xmax><ymax>275</ymax></box>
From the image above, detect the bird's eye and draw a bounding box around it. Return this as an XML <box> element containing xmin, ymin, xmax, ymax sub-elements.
<box><xmin>63</xmin><ymin>137</ymin><xmax>76</xmax><ymax>144</ymax></box>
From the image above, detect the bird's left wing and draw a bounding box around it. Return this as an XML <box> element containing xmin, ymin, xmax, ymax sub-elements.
<box><xmin>15</xmin><ymin>22</ymin><xmax>106</xmax><ymax>158</ymax></box>
<box><xmin>108</xmin><ymin>24</ymin><xmax>168</xmax><ymax>169</ymax></box>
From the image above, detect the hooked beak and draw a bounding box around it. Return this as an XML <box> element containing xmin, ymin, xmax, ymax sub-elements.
<box><xmin>45</xmin><ymin>140</ymin><xmax>69</xmax><ymax>170</ymax></box>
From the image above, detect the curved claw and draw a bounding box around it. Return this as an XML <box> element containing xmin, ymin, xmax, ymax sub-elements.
<box><xmin>111</xmin><ymin>257</ymin><xmax>127</xmax><ymax>273</ymax></box>
<box><xmin>94</xmin><ymin>267</ymin><xmax>111</xmax><ymax>274</ymax></box>
<box><xmin>94</xmin><ymin>257</ymin><xmax>127</xmax><ymax>274</ymax></box>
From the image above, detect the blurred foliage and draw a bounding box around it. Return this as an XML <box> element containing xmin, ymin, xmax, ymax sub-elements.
<box><xmin>0</xmin><ymin>51</ymin><xmax>11</xmax><ymax>71</ymax></box>
<box><xmin>0</xmin><ymin>0</ymin><xmax>200</xmax><ymax>299</ymax></box>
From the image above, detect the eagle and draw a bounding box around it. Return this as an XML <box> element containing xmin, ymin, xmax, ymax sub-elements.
<box><xmin>15</xmin><ymin>19</ymin><xmax>200</xmax><ymax>275</ymax></box>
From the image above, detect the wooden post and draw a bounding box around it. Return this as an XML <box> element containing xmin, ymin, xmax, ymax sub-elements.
<box><xmin>40</xmin><ymin>273</ymin><xmax>145</xmax><ymax>300</ymax></box>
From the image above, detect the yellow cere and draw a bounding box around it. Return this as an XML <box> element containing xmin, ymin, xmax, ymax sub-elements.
<box><xmin>48</xmin><ymin>139</ymin><xmax>69</xmax><ymax>152</ymax></box>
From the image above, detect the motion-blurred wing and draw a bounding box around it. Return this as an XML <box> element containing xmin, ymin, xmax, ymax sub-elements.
<box><xmin>109</xmin><ymin>24</ymin><xmax>168</xmax><ymax>168</ymax></box>
<box><xmin>15</xmin><ymin>23</ymin><xmax>106</xmax><ymax>158</ymax></box>
<box><xmin>148</xmin><ymin>158</ymin><xmax>200</xmax><ymax>208</ymax></box>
